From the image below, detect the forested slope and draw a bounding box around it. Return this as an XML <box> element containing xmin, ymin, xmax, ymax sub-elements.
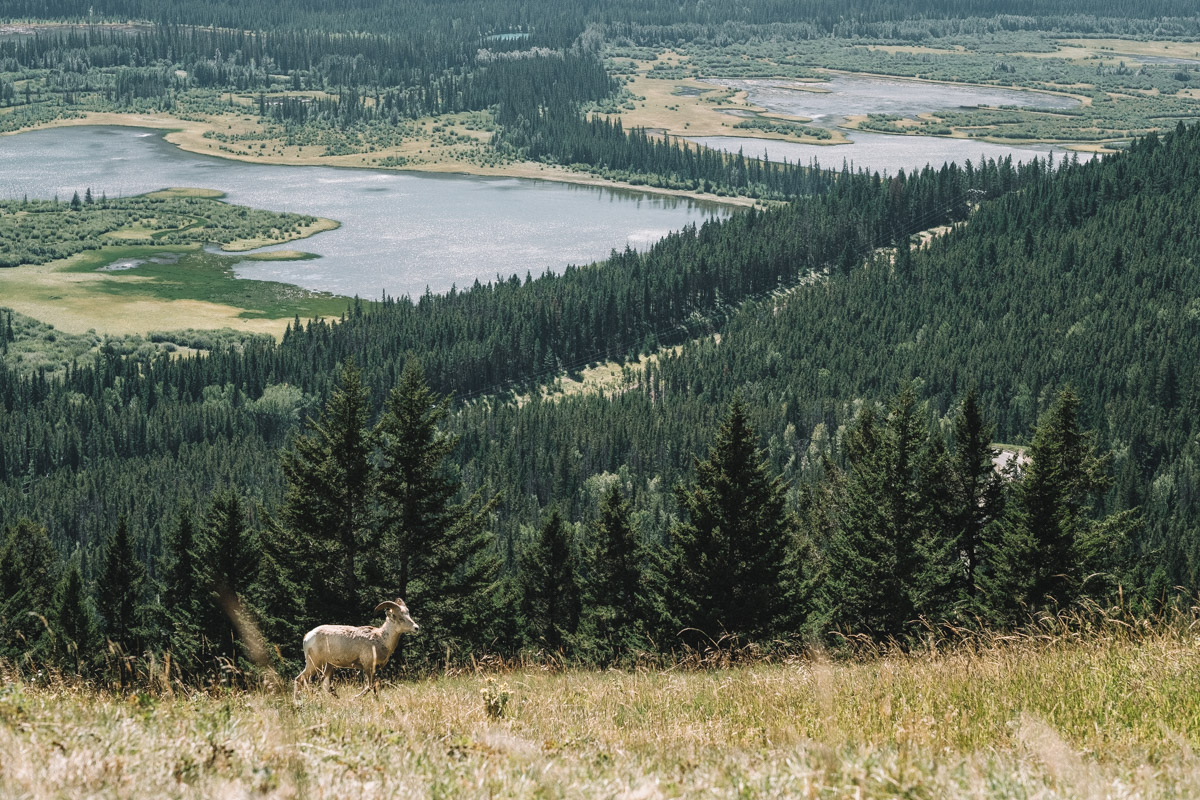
<box><xmin>5</xmin><ymin>117</ymin><xmax>1200</xmax><ymax>675</ymax></box>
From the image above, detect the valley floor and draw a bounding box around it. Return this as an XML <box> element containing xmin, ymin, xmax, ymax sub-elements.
<box><xmin>3</xmin><ymin>624</ymin><xmax>1199</xmax><ymax>798</ymax></box>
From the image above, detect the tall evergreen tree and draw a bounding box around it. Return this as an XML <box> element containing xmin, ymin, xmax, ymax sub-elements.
<box><xmin>981</xmin><ymin>388</ymin><xmax>1136</xmax><ymax>620</ymax></box>
<box><xmin>666</xmin><ymin>395</ymin><xmax>795</xmax><ymax>642</ymax></box>
<box><xmin>158</xmin><ymin>505</ymin><xmax>204</xmax><ymax>672</ymax></box>
<box><xmin>578</xmin><ymin>483</ymin><xmax>648</xmax><ymax>663</ymax></box>
<box><xmin>911</xmin><ymin>435</ymin><xmax>959</xmax><ymax>620</ymax></box>
<box><xmin>197</xmin><ymin>489</ymin><xmax>260</xmax><ymax>667</ymax></box>
<box><xmin>54</xmin><ymin>557</ymin><xmax>98</xmax><ymax>674</ymax></box>
<box><xmin>0</xmin><ymin>518</ymin><xmax>61</xmax><ymax>664</ymax></box>
<box><xmin>947</xmin><ymin>389</ymin><xmax>1005</xmax><ymax>607</ymax></box>
<box><xmin>816</xmin><ymin>386</ymin><xmax>940</xmax><ymax>640</ymax></box>
<box><xmin>269</xmin><ymin>360</ymin><xmax>373</xmax><ymax>631</ymax></box>
<box><xmin>374</xmin><ymin>361</ymin><xmax>500</xmax><ymax>662</ymax></box>
<box><xmin>97</xmin><ymin>516</ymin><xmax>148</xmax><ymax>656</ymax></box>
<box><xmin>517</xmin><ymin>507</ymin><xmax>580</xmax><ymax>652</ymax></box>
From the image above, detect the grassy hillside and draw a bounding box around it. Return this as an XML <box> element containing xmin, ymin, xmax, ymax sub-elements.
<box><xmin>2</xmin><ymin>615</ymin><xmax>1198</xmax><ymax>798</ymax></box>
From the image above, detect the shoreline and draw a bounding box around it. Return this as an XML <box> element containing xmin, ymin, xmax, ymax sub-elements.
<box><xmin>0</xmin><ymin>112</ymin><xmax>760</xmax><ymax>209</ymax></box>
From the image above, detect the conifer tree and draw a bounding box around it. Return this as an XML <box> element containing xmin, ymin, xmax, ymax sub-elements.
<box><xmin>815</xmin><ymin>405</ymin><xmax>895</xmax><ymax>638</ymax></box>
<box><xmin>816</xmin><ymin>386</ymin><xmax>940</xmax><ymax>639</ymax></box>
<box><xmin>578</xmin><ymin>483</ymin><xmax>647</xmax><ymax>663</ymax></box>
<box><xmin>911</xmin><ymin>435</ymin><xmax>960</xmax><ymax>620</ymax></box>
<box><xmin>197</xmin><ymin>489</ymin><xmax>260</xmax><ymax>666</ymax></box>
<box><xmin>158</xmin><ymin>505</ymin><xmax>203</xmax><ymax>670</ymax></box>
<box><xmin>981</xmin><ymin>388</ymin><xmax>1137</xmax><ymax>620</ymax></box>
<box><xmin>667</xmin><ymin>396</ymin><xmax>795</xmax><ymax>642</ymax></box>
<box><xmin>270</xmin><ymin>361</ymin><xmax>373</xmax><ymax>631</ymax></box>
<box><xmin>374</xmin><ymin>361</ymin><xmax>500</xmax><ymax>661</ymax></box>
<box><xmin>97</xmin><ymin>516</ymin><xmax>148</xmax><ymax>656</ymax></box>
<box><xmin>54</xmin><ymin>557</ymin><xmax>98</xmax><ymax>674</ymax></box>
<box><xmin>518</xmin><ymin>507</ymin><xmax>580</xmax><ymax>652</ymax></box>
<box><xmin>947</xmin><ymin>390</ymin><xmax>1004</xmax><ymax>605</ymax></box>
<box><xmin>0</xmin><ymin>519</ymin><xmax>61</xmax><ymax>663</ymax></box>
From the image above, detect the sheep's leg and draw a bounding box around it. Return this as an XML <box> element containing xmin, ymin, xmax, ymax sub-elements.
<box><xmin>293</xmin><ymin>659</ymin><xmax>317</xmax><ymax>703</ymax></box>
<box><xmin>321</xmin><ymin>665</ymin><xmax>337</xmax><ymax>696</ymax></box>
<box><xmin>354</xmin><ymin>668</ymin><xmax>374</xmax><ymax>699</ymax></box>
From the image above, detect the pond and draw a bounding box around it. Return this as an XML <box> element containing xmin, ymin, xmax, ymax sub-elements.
<box><xmin>0</xmin><ymin>126</ymin><xmax>726</xmax><ymax>299</ymax></box>
<box><xmin>688</xmin><ymin>131</ymin><xmax>1088</xmax><ymax>177</ymax></box>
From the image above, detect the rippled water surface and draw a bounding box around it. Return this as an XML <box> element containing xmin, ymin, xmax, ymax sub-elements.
<box><xmin>0</xmin><ymin>126</ymin><xmax>726</xmax><ymax>298</ymax></box>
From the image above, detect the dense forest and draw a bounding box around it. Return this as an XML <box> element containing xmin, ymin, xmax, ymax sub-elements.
<box><xmin>5</xmin><ymin>118</ymin><xmax>1200</xmax><ymax>679</ymax></box>
<box><xmin>5</xmin><ymin>0</ymin><xmax>1200</xmax><ymax>683</ymax></box>
<box><xmin>3</xmin><ymin>0</ymin><xmax>1200</xmax><ymax>197</ymax></box>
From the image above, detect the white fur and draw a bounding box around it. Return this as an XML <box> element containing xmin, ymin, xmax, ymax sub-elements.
<box><xmin>293</xmin><ymin>599</ymin><xmax>418</xmax><ymax>702</ymax></box>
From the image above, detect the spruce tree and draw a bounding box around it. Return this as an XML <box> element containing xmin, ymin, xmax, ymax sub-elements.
<box><xmin>54</xmin><ymin>557</ymin><xmax>98</xmax><ymax>675</ymax></box>
<box><xmin>197</xmin><ymin>489</ymin><xmax>260</xmax><ymax>667</ymax></box>
<box><xmin>578</xmin><ymin>484</ymin><xmax>648</xmax><ymax>663</ymax></box>
<box><xmin>947</xmin><ymin>390</ymin><xmax>1004</xmax><ymax>606</ymax></box>
<box><xmin>158</xmin><ymin>505</ymin><xmax>203</xmax><ymax>671</ymax></box>
<box><xmin>0</xmin><ymin>519</ymin><xmax>61</xmax><ymax>663</ymax></box>
<box><xmin>815</xmin><ymin>405</ymin><xmax>895</xmax><ymax>637</ymax></box>
<box><xmin>667</xmin><ymin>396</ymin><xmax>795</xmax><ymax>642</ymax></box>
<box><xmin>269</xmin><ymin>361</ymin><xmax>373</xmax><ymax>631</ymax></box>
<box><xmin>518</xmin><ymin>507</ymin><xmax>580</xmax><ymax>652</ymax></box>
<box><xmin>816</xmin><ymin>386</ymin><xmax>940</xmax><ymax>640</ymax></box>
<box><xmin>911</xmin><ymin>435</ymin><xmax>959</xmax><ymax>620</ymax></box>
<box><xmin>97</xmin><ymin>516</ymin><xmax>148</xmax><ymax>656</ymax></box>
<box><xmin>374</xmin><ymin>361</ymin><xmax>500</xmax><ymax>662</ymax></box>
<box><xmin>981</xmin><ymin>388</ymin><xmax>1137</xmax><ymax>620</ymax></box>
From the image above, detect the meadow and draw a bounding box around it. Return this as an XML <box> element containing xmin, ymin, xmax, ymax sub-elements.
<box><xmin>0</xmin><ymin>189</ymin><xmax>350</xmax><ymax>337</ymax></box>
<box><xmin>3</xmin><ymin>615</ymin><xmax>1200</xmax><ymax>799</ymax></box>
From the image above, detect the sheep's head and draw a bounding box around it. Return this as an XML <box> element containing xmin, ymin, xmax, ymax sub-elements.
<box><xmin>375</xmin><ymin>599</ymin><xmax>419</xmax><ymax>634</ymax></box>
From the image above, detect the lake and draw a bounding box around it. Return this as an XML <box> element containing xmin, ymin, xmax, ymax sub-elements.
<box><xmin>689</xmin><ymin>131</ymin><xmax>1087</xmax><ymax>177</ymax></box>
<box><xmin>692</xmin><ymin>75</ymin><xmax>1089</xmax><ymax>174</ymax></box>
<box><xmin>0</xmin><ymin>126</ymin><xmax>725</xmax><ymax>299</ymax></box>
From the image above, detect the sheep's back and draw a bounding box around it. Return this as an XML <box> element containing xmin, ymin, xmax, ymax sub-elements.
<box><xmin>302</xmin><ymin>624</ymin><xmax>379</xmax><ymax>668</ymax></box>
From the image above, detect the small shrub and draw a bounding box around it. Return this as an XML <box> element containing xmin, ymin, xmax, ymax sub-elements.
<box><xmin>480</xmin><ymin>677</ymin><xmax>510</xmax><ymax>719</ymax></box>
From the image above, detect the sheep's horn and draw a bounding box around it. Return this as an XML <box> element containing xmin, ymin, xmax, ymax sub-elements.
<box><xmin>375</xmin><ymin>601</ymin><xmax>403</xmax><ymax>614</ymax></box>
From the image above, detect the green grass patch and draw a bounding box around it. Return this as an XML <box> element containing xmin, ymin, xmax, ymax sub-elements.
<box><xmin>61</xmin><ymin>245</ymin><xmax>350</xmax><ymax>320</ymax></box>
<box><xmin>0</xmin><ymin>191</ymin><xmax>338</xmax><ymax>267</ymax></box>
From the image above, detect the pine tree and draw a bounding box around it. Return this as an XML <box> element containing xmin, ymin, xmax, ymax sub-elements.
<box><xmin>981</xmin><ymin>388</ymin><xmax>1137</xmax><ymax>620</ymax></box>
<box><xmin>270</xmin><ymin>360</ymin><xmax>373</xmax><ymax>632</ymax></box>
<box><xmin>374</xmin><ymin>361</ymin><xmax>500</xmax><ymax>663</ymax></box>
<box><xmin>578</xmin><ymin>484</ymin><xmax>648</xmax><ymax>663</ymax></box>
<box><xmin>197</xmin><ymin>489</ymin><xmax>260</xmax><ymax>667</ymax></box>
<box><xmin>158</xmin><ymin>505</ymin><xmax>204</xmax><ymax>671</ymax></box>
<box><xmin>0</xmin><ymin>519</ymin><xmax>61</xmax><ymax>663</ymax></box>
<box><xmin>97</xmin><ymin>516</ymin><xmax>148</xmax><ymax>657</ymax></box>
<box><xmin>667</xmin><ymin>395</ymin><xmax>795</xmax><ymax>642</ymax></box>
<box><xmin>947</xmin><ymin>390</ymin><xmax>1004</xmax><ymax>606</ymax></box>
<box><xmin>518</xmin><ymin>507</ymin><xmax>580</xmax><ymax>652</ymax></box>
<box><xmin>54</xmin><ymin>557</ymin><xmax>98</xmax><ymax>675</ymax></box>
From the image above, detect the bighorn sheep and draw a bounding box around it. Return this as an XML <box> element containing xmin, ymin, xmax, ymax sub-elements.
<box><xmin>293</xmin><ymin>599</ymin><xmax>419</xmax><ymax>702</ymax></box>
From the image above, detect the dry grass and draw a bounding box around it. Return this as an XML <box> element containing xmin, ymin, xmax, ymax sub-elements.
<box><xmin>4</xmin><ymin>618</ymin><xmax>1200</xmax><ymax>798</ymax></box>
<box><xmin>1055</xmin><ymin>39</ymin><xmax>1200</xmax><ymax>63</ymax></box>
<box><xmin>608</xmin><ymin>55</ymin><xmax>848</xmax><ymax>146</ymax></box>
